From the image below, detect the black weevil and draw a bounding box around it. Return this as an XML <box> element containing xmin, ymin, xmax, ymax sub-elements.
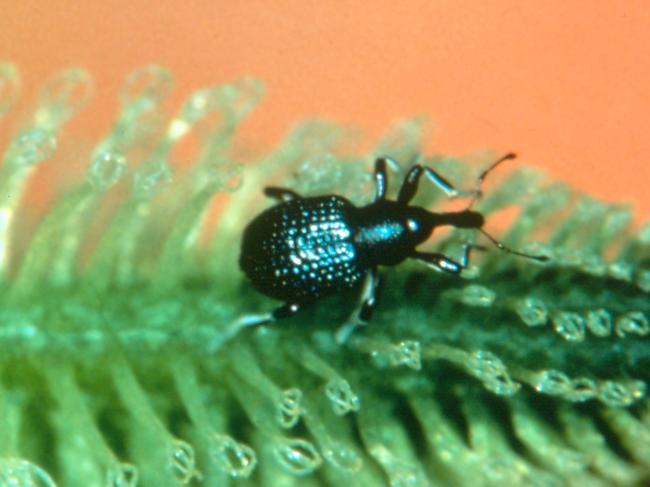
<box><xmin>239</xmin><ymin>154</ymin><xmax>548</xmax><ymax>342</ymax></box>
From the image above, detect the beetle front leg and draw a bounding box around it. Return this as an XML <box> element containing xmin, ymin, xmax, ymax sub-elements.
<box><xmin>373</xmin><ymin>158</ymin><xmax>388</xmax><ymax>201</ymax></box>
<box><xmin>411</xmin><ymin>244</ymin><xmax>485</xmax><ymax>274</ymax></box>
<box><xmin>397</xmin><ymin>164</ymin><xmax>476</xmax><ymax>204</ymax></box>
<box><xmin>372</xmin><ymin>156</ymin><xmax>402</xmax><ymax>202</ymax></box>
<box><xmin>335</xmin><ymin>268</ymin><xmax>380</xmax><ymax>344</ymax></box>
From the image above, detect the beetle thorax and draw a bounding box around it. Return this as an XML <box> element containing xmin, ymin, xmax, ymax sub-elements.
<box><xmin>351</xmin><ymin>201</ymin><xmax>434</xmax><ymax>267</ymax></box>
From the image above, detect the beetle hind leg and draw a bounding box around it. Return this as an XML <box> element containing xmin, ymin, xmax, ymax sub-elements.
<box><xmin>272</xmin><ymin>302</ymin><xmax>302</xmax><ymax>319</ymax></box>
<box><xmin>234</xmin><ymin>302</ymin><xmax>302</xmax><ymax>328</ymax></box>
<box><xmin>210</xmin><ymin>302</ymin><xmax>303</xmax><ymax>352</ymax></box>
<box><xmin>264</xmin><ymin>186</ymin><xmax>301</xmax><ymax>202</ymax></box>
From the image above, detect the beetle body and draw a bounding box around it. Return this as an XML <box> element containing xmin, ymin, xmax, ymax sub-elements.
<box><xmin>240</xmin><ymin>195</ymin><xmax>363</xmax><ymax>302</ymax></box>
<box><xmin>239</xmin><ymin>155</ymin><xmax>546</xmax><ymax>340</ymax></box>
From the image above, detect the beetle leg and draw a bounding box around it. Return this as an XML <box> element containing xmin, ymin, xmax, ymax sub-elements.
<box><xmin>373</xmin><ymin>156</ymin><xmax>401</xmax><ymax>201</ymax></box>
<box><xmin>212</xmin><ymin>302</ymin><xmax>303</xmax><ymax>350</ymax></box>
<box><xmin>397</xmin><ymin>164</ymin><xmax>475</xmax><ymax>204</ymax></box>
<box><xmin>272</xmin><ymin>302</ymin><xmax>302</xmax><ymax>319</ymax></box>
<box><xmin>411</xmin><ymin>244</ymin><xmax>486</xmax><ymax>274</ymax></box>
<box><xmin>374</xmin><ymin>158</ymin><xmax>388</xmax><ymax>201</ymax></box>
<box><xmin>359</xmin><ymin>268</ymin><xmax>381</xmax><ymax>322</ymax></box>
<box><xmin>335</xmin><ymin>268</ymin><xmax>380</xmax><ymax>344</ymax></box>
<box><xmin>264</xmin><ymin>186</ymin><xmax>301</xmax><ymax>202</ymax></box>
<box><xmin>232</xmin><ymin>303</ymin><xmax>302</xmax><ymax>331</ymax></box>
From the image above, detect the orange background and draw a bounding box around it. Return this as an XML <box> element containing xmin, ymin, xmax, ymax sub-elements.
<box><xmin>3</xmin><ymin>1</ymin><xmax>650</xmax><ymax>219</ymax></box>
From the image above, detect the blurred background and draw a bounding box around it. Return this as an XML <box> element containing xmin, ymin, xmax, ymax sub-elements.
<box><xmin>2</xmin><ymin>0</ymin><xmax>649</xmax><ymax>217</ymax></box>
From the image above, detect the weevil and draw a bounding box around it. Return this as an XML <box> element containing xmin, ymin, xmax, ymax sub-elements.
<box><xmin>239</xmin><ymin>153</ymin><xmax>548</xmax><ymax>342</ymax></box>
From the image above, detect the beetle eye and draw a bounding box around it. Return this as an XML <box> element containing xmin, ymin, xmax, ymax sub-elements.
<box><xmin>407</xmin><ymin>218</ymin><xmax>419</xmax><ymax>232</ymax></box>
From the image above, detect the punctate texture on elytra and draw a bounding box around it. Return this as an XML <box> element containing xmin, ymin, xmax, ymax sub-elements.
<box><xmin>0</xmin><ymin>63</ymin><xmax>648</xmax><ymax>487</ymax></box>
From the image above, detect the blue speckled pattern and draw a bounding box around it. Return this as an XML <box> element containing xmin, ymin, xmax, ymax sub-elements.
<box><xmin>354</xmin><ymin>221</ymin><xmax>404</xmax><ymax>246</ymax></box>
<box><xmin>240</xmin><ymin>195</ymin><xmax>364</xmax><ymax>301</ymax></box>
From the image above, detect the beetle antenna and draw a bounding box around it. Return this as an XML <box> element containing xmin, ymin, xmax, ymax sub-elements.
<box><xmin>466</xmin><ymin>152</ymin><xmax>517</xmax><ymax>209</ymax></box>
<box><xmin>478</xmin><ymin>228</ymin><xmax>549</xmax><ymax>262</ymax></box>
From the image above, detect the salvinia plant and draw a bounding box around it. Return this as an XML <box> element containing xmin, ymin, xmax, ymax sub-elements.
<box><xmin>0</xmin><ymin>64</ymin><xmax>648</xmax><ymax>487</ymax></box>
